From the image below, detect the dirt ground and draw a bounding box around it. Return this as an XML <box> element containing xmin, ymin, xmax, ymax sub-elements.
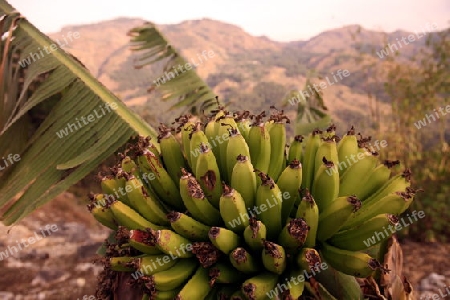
<box><xmin>0</xmin><ymin>193</ymin><xmax>448</xmax><ymax>299</ymax></box>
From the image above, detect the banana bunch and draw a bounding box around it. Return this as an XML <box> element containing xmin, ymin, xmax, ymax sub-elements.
<box><xmin>88</xmin><ymin>107</ymin><xmax>416</xmax><ymax>300</ymax></box>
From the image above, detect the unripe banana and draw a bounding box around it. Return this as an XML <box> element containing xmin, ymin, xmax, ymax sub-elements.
<box><xmin>121</xmin><ymin>155</ymin><xmax>140</xmax><ymax>180</ymax></box>
<box><xmin>218</xmin><ymin>114</ymin><xmax>238</xmax><ymax>180</ymax></box>
<box><xmin>129</xmin><ymin>229</ymin><xmax>162</xmax><ymax>254</ymax></box>
<box><xmin>261</xmin><ymin>240</ymin><xmax>287</xmax><ymax>275</ymax></box>
<box><xmin>342</xmin><ymin>191</ymin><xmax>414</xmax><ymax>230</ymax></box>
<box><xmin>314</xmin><ymin>137</ymin><xmax>339</xmax><ymax>175</ymax></box>
<box><xmin>136</xmin><ymin>254</ymin><xmax>178</xmax><ymax>275</ymax></box>
<box><xmin>100</xmin><ymin>175</ymin><xmax>129</xmax><ymax>205</ymax></box>
<box><xmin>248</xmin><ymin>112</ymin><xmax>271</xmax><ymax>174</ymax></box>
<box><xmin>311</xmin><ymin>157</ymin><xmax>339</xmax><ymax>211</ymax></box>
<box><xmin>230</xmin><ymin>247</ymin><xmax>261</xmax><ymax>273</ymax></box>
<box><xmin>295</xmin><ymin>189</ymin><xmax>319</xmax><ymax>247</ymax></box>
<box><xmin>337</xmin><ymin>126</ymin><xmax>359</xmax><ymax>175</ymax></box>
<box><xmin>209</xmin><ymin>262</ymin><xmax>246</xmax><ymax>285</ymax></box>
<box><xmin>338</xmin><ymin>149</ymin><xmax>378</xmax><ymax>196</ymax></box>
<box><xmin>231</xmin><ymin>154</ymin><xmax>257</xmax><ymax>209</ymax></box>
<box><xmin>278</xmin><ymin>217</ymin><xmax>310</xmax><ymax>254</ymax></box>
<box><xmin>175</xmin><ymin>266</ymin><xmax>211</xmax><ymax>300</ymax></box>
<box><xmin>124</xmin><ymin>174</ymin><xmax>169</xmax><ymax>226</ymax></box>
<box><xmin>195</xmin><ymin>143</ymin><xmax>223</xmax><ymax>207</ymax></box>
<box><xmin>296</xmin><ymin>247</ymin><xmax>322</xmax><ymax>274</ymax></box>
<box><xmin>243</xmin><ymin>218</ymin><xmax>267</xmax><ymax>252</ymax></box>
<box><xmin>87</xmin><ymin>194</ymin><xmax>117</xmax><ymax>230</ymax></box>
<box><xmin>255</xmin><ymin>171</ymin><xmax>283</xmax><ymax>240</ymax></box>
<box><xmin>301</xmin><ymin>129</ymin><xmax>322</xmax><ymax>191</ymax></box>
<box><xmin>206</xmin><ymin>109</ymin><xmax>225</xmax><ymax>163</ymax></box>
<box><xmin>167</xmin><ymin>211</ymin><xmax>210</xmax><ymax>241</ymax></box>
<box><xmin>189</xmin><ymin>122</ymin><xmax>210</xmax><ymax>173</ymax></box>
<box><xmin>288</xmin><ymin>134</ymin><xmax>304</xmax><ymax>164</ymax></box>
<box><xmin>329</xmin><ymin>214</ymin><xmax>399</xmax><ymax>251</ymax></box>
<box><xmin>150</xmin><ymin>258</ymin><xmax>198</xmax><ymax>291</ymax></box>
<box><xmin>283</xmin><ymin>270</ymin><xmax>305</xmax><ymax>299</ymax></box>
<box><xmin>108</xmin><ymin>200</ymin><xmax>164</xmax><ymax>230</ymax></box>
<box><xmin>188</xmin><ymin>178</ymin><xmax>222</xmax><ymax>225</ymax></box>
<box><xmin>208</xmin><ymin>226</ymin><xmax>240</xmax><ymax>254</ymax></box>
<box><xmin>234</xmin><ymin>110</ymin><xmax>252</xmax><ymax>143</ymax></box>
<box><xmin>147</xmin><ymin>229</ymin><xmax>193</xmax><ymax>258</ymax></box>
<box><xmin>241</xmin><ymin>272</ymin><xmax>279</xmax><ymax>300</ymax></box>
<box><xmin>267</xmin><ymin>110</ymin><xmax>289</xmax><ymax>181</ymax></box>
<box><xmin>357</xmin><ymin>160</ymin><xmax>399</xmax><ymax>201</ymax></box>
<box><xmin>317</xmin><ymin>195</ymin><xmax>361</xmax><ymax>241</ymax></box>
<box><xmin>158</xmin><ymin>124</ymin><xmax>187</xmax><ymax>186</ymax></box>
<box><xmin>153</xmin><ymin>289</ymin><xmax>181</xmax><ymax>300</ymax></box>
<box><xmin>277</xmin><ymin>159</ymin><xmax>302</xmax><ymax>223</ymax></box>
<box><xmin>320</xmin><ymin>243</ymin><xmax>386</xmax><ymax>278</ymax></box>
<box><xmin>137</xmin><ymin>149</ymin><xmax>184</xmax><ymax>210</ymax></box>
<box><xmin>362</xmin><ymin>169</ymin><xmax>412</xmax><ymax>205</ymax></box>
<box><xmin>179</xmin><ymin>169</ymin><xmax>209</xmax><ymax>223</ymax></box>
<box><xmin>220</xmin><ymin>184</ymin><xmax>249</xmax><ymax>232</ymax></box>
<box><xmin>109</xmin><ymin>256</ymin><xmax>136</xmax><ymax>272</ymax></box>
<box><xmin>178</xmin><ymin>116</ymin><xmax>195</xmax><ymax>166</ymax></box>
<box><xmin>226</xmin><ymin>127</ymin><xmax>251</xmax><ymax>182</ymax></box>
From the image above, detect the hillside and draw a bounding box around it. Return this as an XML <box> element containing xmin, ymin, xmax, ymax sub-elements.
<box><xmin>48</xmin><ymin>18</ymin><xmax>438</xmax><ymax>131</ymax></box>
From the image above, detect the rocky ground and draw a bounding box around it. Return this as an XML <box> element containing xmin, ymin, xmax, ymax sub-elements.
<box><xmin>0</xmin><ymin>193</ymin><xmax>448</xmax><ymax>300</ymax></box>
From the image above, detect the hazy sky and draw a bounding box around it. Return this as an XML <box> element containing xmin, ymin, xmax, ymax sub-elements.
<box><xmin>8</xmin><ymin>0</ymin><xmax>450</xmax><ymax>41</ymax></box>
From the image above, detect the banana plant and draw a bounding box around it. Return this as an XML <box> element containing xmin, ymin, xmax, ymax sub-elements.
<box><xmin>0</xmin><ymin>0</ymin><xmax>216</xmax><ymax>225</ymax></box>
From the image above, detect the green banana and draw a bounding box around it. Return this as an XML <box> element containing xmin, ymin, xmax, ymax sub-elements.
<box><xmin>150</xmin><ymin>258</ymin><xmax>198</xmax><ymax>291</ymax></box>
<box><xmin>235</xmin><ymin>110</ymin><xmax>252</xmax><ymax>143</ymax></box>
<box><xmin>100</xmin><ymin>174</ymin><xmax>129</xmax><ymax>205</ymax></box>
<box><xmin>337</xmin><ymin>127</ymin><xmax>359</xmax><ymax>175</ymax></box>
<box><xmin>176</xmin><ymin>266</ymin><xmax>212</xmax><ymax>299</ymax></box>
<box><xmin>338</xmin><ymin>149</ymin><xmax>378</xmax><ymax>196</ymax></box>
<box><xmin>188</xmin><ymin>178</ymin><xmax>222</xmax><ymax>225</ymax></box>
<box><xmin>357</xmin><ymin>160</ymin><xmax>399</xmax><ymax>201</ymax></box>
<box><xmin>129</xmin><ymin>229</ymin><xmax>162</xmax><ymax>254</ymax></box>
<box><xmin>255</xmin><ymin>171</ymin><xmax>283</xmax><ymax>240</ymax></box>
<box><xmin>208</xmin><ymin>226</ymin><xmax>240</xmax><ymax>254</ymax></box>
<box><xmin>278</xmin><ymin>218</ymin><xmax>309</xmax><ymax>253</ymax></box>
<box><xmin>206</xmin><ymin>109</ymin><xmax>225</xmax><ymax>163</ymax></box>
<box><xmin>87</xmin><ymin>194</ymin><xmax>117</xmax><ymax>230</ymax></box>
<box><xmin>226</xmin><ymin>127</ymin><xmax>251</xmax><ymax>182</ymax></box>
<box><xmin>230</xmin><ymin>154</ymin><xmax>257</xmax><ymax>209</ymax></box>
<box><xmin>121</xmin><ymin>155</ymin><xmax>140</xmax><ymax>179</ymax></box>
<box><xmin>342</xmin><ymin>191</ymin><xmax>414</xmax><ymax>230</ymax></box>
<box><xmin>284</xmin><ymin>269</ymin><xmax>305</xmax><ymax>299</ymax></box>
<box><xmin>109</xmin><ymin>256</ymin><xmax>136</xmax><ymax>272</ymax></box>
<box><xmin>137</xmin><ymin>149</ymin><xmax>184</xmax><ymax>210</ymax></box>
<box><xmin>295</xmin><ymin>189</ymin><xmax>319</xmax><ymax>247</ymax></box>
<box><xmin>158</xmin><ymin>124</ymin><xmax>187</xmax><ymax>186</ymax></box>
<box><xmin>311</xmin><ymin>157</ymin><xmax>339</xmax><ymax>211</ymax></box>
<box><xmin>179</xmin><ymin>169</ymin><xmax>208</xmax><ymax>223</ymax></box>
<box><xmin>296</xmin><ymin>247</ymin><xmax>322</xmax><ymax>274</ymax></box>
<box><xmin>248</xmin><ymin>112</ymin><xmax>271</xmax><ymax>174</ymax></box>
<box><xmin>217</xmin><ymin>114</ymin><xmax>238</xmax><ymax>180</ymax></box>
<box><xmin>243</xmin><ymin>218</ymin><xmax>267</xmax><ymax>252</ymax></box>
<box><xmin>136</xmin><ymin>254</ymin><xmax>178</xmax><ymax>275</ymax></box>
<box><xmin>261</xmin><ymin>240</ymin><xmax>287</xmax><ymax>275</ymax></box>
<box><xmin>167</xmin><ymin>211</ymin><xmax>210</xmax><ymax>241</ymax></box>
<box><xmin>195</xmin><ymin>143</ymin><xmax>223</xmax><ymax>207</ymax></box>
<box><xmin>317</xmin><ymin>196</ymin><xmax>361</xmax><ymax>241</ymax></box>
<box><xmin>320</xmin><ymin>243</ymin><xmax>386</xmax><ymax>278</ymax></box>
<box><xmin>267</xmin><ymin>111</ymin><xmax>289</xmax><ymax>181</ymax></box>
<box><xmin>230</xmin><ymin>247</ymin><xmax>261</xmax><ymax>273</ymax></box>
<box><xmin>147</xmin><ymin>229</ymin><xmax>193</xmax><ymax>258</ymax></box>
<box><xmin>124</xmin><ymin>174</ymin><xmax>169</xmax><ymax>226</ymax></box>
<box><xmin>288</xmin><ymin>134</ymin><xmax>304</xmax><ymax>164</ymax></box>
<box><xmin>301</xmin><ymin>129</ymin><xmax>322</xmax><ymax>191</ymax></box>
<box><xmin>314</xmin><ymin>137</ymin><xmax>339</xmax><ymax>175</ymax></box>
<box><xmin>277</xmin><ymin>159</ymin><xmax>302</xmax><ymax>223</ymax></box>
<box><xmin>220</xmin><ymin>184</ymin><xmax>249</xmax><ymax>232</ymax></box>
<box><xmin>241</xmin><ymin>272</ymin><xmax>279</xmax><ymax>300</ymax></box>
<box><xmin>189</xmin><ymin>122</ymin><xmax>210</xmax><ymax>172</ymax></box>
<box><xmin>178</xmin><ymin>116</ymin><xmax>195</xmax><ymax>167</ymax></box>
<box><xmin>209</xmin><ymin>262</ymin><xmax>245</xmax><ymax>285</ymax></box>
<box><xmin>153</xmin><ymin>289</ymin><xmax>181</xmax><ymax>300</ymax></box>
<box><xmin>329</xmin><ymin>214</ymin><xmax>399</xmax><ymax>251</ymax></box>
<box><xmin>108</xmin><ymin>200</ymin><xmax>164</xmax><ymax>230</ymax></box>
<box><xmin>362</xmin><ymin>169</ymin><xmax>412</xmax><ymax>205</ymax></box>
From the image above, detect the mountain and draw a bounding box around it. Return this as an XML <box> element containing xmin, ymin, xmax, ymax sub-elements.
<box><xmin>47</xmin><ymin>18</ymin><xmax>439</xmax><ymax>131</ymax></box>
